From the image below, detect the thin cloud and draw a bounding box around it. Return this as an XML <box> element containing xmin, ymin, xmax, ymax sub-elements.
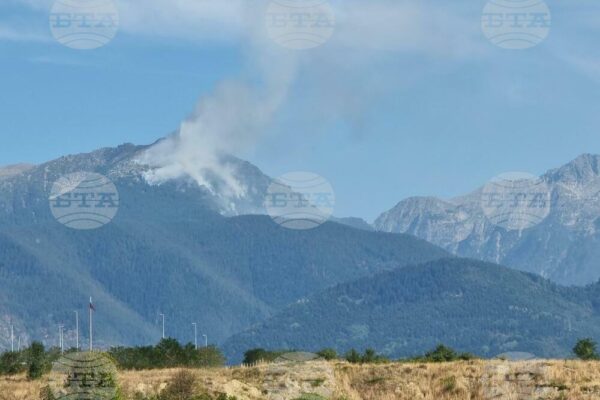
<box><xmin>0</xmin><ymin>24</ymin><xmax>50</xmax><ymax>43</ymax></box>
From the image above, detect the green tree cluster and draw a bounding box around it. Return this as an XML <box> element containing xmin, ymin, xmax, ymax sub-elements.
<box><xmin>574</xmin><ymin>338</ymin><xmax>599</xmax><ymax>360</ymax></box>
<box><xmin>344</xmin><ymin>348</ymin><xmax>389</xmax><ymax>364</ymax></box>
<box><xmin>109</xmin><ymin>338</ymin><xmax>225</xmax><ymax>370</ymax></box>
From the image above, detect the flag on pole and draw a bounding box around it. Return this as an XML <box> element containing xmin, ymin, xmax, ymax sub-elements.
<box><xmin>89</xmin><ymin>296</ymin><xmax>94</xmax><ymax>351</ymax></box>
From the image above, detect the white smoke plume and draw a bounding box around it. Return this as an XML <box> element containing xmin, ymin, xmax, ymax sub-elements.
<box><xmin>133</xmin><ymin>0</ymin><xmax>478</xmax><ymax>197</ymax></box>
<box><xmin>139</xmin><ymin>2</ymin><xmax>298</xmax><ymax>197</ymax></box>
<box><xmin>140</xmin><ymin>60</ymin><xmax>295</xmax><ymax>197</ymax></box>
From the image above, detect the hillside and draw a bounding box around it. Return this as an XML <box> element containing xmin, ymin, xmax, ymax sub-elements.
<box><xmin>224</xmin><ymin>258</ymin><xmax>600</xmax><ymax>361</ymax></box>
<box><xmin>0</xmin><ymin>143</ymin><xmax>449</xmax><ymax>350</ymax></box>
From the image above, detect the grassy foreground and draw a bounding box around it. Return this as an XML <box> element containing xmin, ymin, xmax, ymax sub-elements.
<box><xmin>2</xmin><ymin>359</ymin><xmax>600</xmax><ymax>400</ymax></box>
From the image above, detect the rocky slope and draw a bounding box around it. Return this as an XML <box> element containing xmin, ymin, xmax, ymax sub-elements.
<box><xmin>374</xmin><ymin>154</ymin><xmax>600</xmax><ymax>286</ymax></box>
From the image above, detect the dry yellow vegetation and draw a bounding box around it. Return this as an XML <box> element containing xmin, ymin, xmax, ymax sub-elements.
<box><xmin>2</xmin><ymin>360</ymin><xmax>600</xmax><ymax>400</ymax></box>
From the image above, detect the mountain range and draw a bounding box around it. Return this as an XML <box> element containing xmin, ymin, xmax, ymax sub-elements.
<box><xmin>0</xmin><ymin>142</ymin><xmax>447</xmax><ymax>353</ymax></box>
<box><xmin>2</xmin><ymin>140</ymin><xmax>600</xmax><ymax>362</ymax></box>
<box><xmin>375</xmin><ymin>154</ymin><xmax>600</xmax><ymax>286</ymax></box>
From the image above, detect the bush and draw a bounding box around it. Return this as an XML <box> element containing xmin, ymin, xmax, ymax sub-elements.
<box><xmin>344</xmin><ymin>348</ymin><xmax>389</xmax><ymax>364</ymax></box>
<box><xmin>345</xmin><ymin>349</ymin><xmax>361</xmax><ymax>364</ymax></box>
<box><xmin>416</xmin><ymin>344</ymin><xmax>476</xmax><ymax>363</ymax></box>
<box><xmin>242</xmin><ymin>348</ymin><xmax>285</xmax><ymax>365</ymax></box>
<box><xmin>160</xmin><ymin>370</ymin><xmax>196</xmax><ymax>400</ymax></box>
<box><xmin>39</xmin><ymin>385</ymin><xmax>56</xmax><ymax>400</ymax></box>
<box><xmin>0</xmin><ymin>351</ymin><xmax>24</xmax><ymax>375</ymax></box>
<box><xmin>574</xmin><ymin>338</ymin><xmax>599</xmax><ymax>360</ymax></box>
<box><xmin>27</xmin><ymin>341</ymin><xmax>47</xmax><ymax>380</ymax></box>
<box><xmin>109</xmin><ymin>339</ymin><xmax>225</xmax><ymax>370</ymax></box>
<box><xmin>316</xmin><ymin>348</ymin><xmax>337</xmax><ymax>360</ymax></box>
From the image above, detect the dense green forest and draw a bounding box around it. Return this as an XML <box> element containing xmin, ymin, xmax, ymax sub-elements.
<box><xmin>0</xmin><ymin>145</ymin><xmax>448</xmax><ymax>352</ymax></box>
<box><xmin>223</xmin><ymin>258</ymin><xmax>600</xmax><ymax>361</ymax></box>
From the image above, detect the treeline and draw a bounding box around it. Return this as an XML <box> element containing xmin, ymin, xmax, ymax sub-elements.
<box><xmin>243</xmin><ymin>339</ymin><xmax>600</xmax><ymax>365</ymax></box>
<box><xmin>2</xmin><ymin>338</ymin><xmax>599</xmax><ymax>380</ymax></box>
<box><xmin>0</xmin><ymin>338</ymin><xmax>225</xmax><ymax>378</ymax></box>
<box><xmin>0</xmin><ymin>341</ymin><xmax>57</xmax><ymax>378</ymax></box>
<box><xmin>110</xmin><ymin>338</ymin><xmax>224</xmax><ymax>369</ymax></box>
<box><xmin>243</xmin><ymin>344</ymin><xmax>476</xmax><ymax>365</ymax></box>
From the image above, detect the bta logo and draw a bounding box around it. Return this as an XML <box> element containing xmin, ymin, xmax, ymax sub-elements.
<box><xmin>267</xmin><ymin>11</ymin><xmax>334</xmax><ymax>29</ymax></box>
<box><xmin>51</xmin><ymin>12</ymin><xmax>118</xmax><ymax>29</ymax></box>
<box><xmin>482</xmin><ymin>12</ymin><xmax>550</xmax><ymax>29</ymax></box>
<box><xmin>480</xmin><ymin>172</ymin><xmax>551</xmax><ymax>231</ymax></box>
<box><xmin>268</xmin><ymin>192</ymin><xmax>334</xmax><ymax>208</ymax></box>
<box><xmin>265</xmin><ymin>171</ymin><xmax>335</xmax><ymax>230</ymax></box>
<box><xmin>51</xmin><ymin>192</ymin><xmax>118</xmax><ymax>209</ymax></box>
<box><xmin>266</xmin><ymin>0</ymin><xmax>336</xmax><ymax>50</ymax></box>
<box><xmin>49</xmin><ymin>0</ymin><xmax>120</xmax><ymax>50</ymax></box>
<box><xmin>49</xmin><ymin>172</ymin><xmax>120</xmax><ymax>230</ymax></box>
<box><xmin>481</xmin><ymin>0</ymin><xmax>551</xmax><ymax>50</ymax></box>
<box><xmin>482</xmin><ymin>191</ymin><xmax>549</xmax><ymax>209</ymax></box>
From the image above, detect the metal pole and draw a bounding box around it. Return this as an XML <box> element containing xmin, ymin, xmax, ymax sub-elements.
<box><xmin>203</xmin><ymin>334</ymin><xmax>207</xmax><ymax>348</ymax></box>
<box><xmin>160</xmin><ymin>314</ymin><xmax>165</xmax><ymax>339</ymax></box>
<box><xmin>192</xmin><ymin>323</ymin><xmax>197</xmax><ymax>350</ymax></box>
<box><xmin>89</xmin><ymin>297</ymin><xmax>93</xmax><ymax>352</ymax></box>
<box><xmin>59</xmin><ymin>325</ymin><xmax>64</xmax><ymax>354</ymax></box>
<box><xmin>17</xmin><ymin>336</ymin><xmax>21</xmax><ymax>352</ymax></box>
<box><xmin>74</xmin><ymin>311</ymin><xmax>79</xmax><ymax>351</ymax></box>
<box><xmin>10</xmin><ymin>324</ymin><xmax>14</xmax><ymax>352</ymax></box>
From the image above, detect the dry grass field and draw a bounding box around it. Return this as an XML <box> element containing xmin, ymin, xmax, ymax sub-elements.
<box><xmin>2</xmin><ymin>360</ymin><xmax>600</xmax><ymax>400</ymax></box>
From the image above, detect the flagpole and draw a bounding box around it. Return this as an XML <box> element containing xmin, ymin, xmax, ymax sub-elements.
<box><xmin>74</xmin><ymin>311</ymin><xmax>79</xmax><ymax>351</ymax></box>
<box><xmin>89</xmin><ymin>297</ymin><xmax>93</xmax><ymax>352</ymax></box>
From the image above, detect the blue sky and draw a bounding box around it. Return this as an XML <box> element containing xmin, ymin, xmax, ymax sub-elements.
<box><xmin>1</xmin><ymin>0</ymin><xmax>600</xmax><ymax>221</ymax></box>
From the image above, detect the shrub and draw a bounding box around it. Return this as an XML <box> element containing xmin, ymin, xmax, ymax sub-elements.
<box><xmin>574</xmin><ymin>338</ymin><xmax>599</xmax><ymax>360</ymax></box>
<box><xmin>241</xmin><ymin>348</ymin><xmax>285</xmax><ymax>364</ymax></box>
<box><xmin>27</xmin><ymin>341</ymin><xmax>47</xmax><ymax>380</ymax></box>
<box><xmin>441</xmin><ymin>376</ymin><xmax>457</xmax><ymax>392</ymax></box>
<box><xmin>414</xmin><ymin>344</ymin><xmax>475</xmax><ymax>363</ymax></box>
<box><xmin>160</xmin><ymin>370</ymin><xmax>197</xmax><ymax>400</ymax></box>
<box><xmin>345</xmin><ymin>349</ymin><xmax>361</xmax><ymax>364</ymax></box>
<box><xmin>109</xmin><ymin>339</ymin><xmax>225</xmax><ymax>370</ymax></box>
<box><xmin>316</xmin><ymin>348</ymin><xmax>337</xmax><ymax>360</ymax></box>
<box><xmin>39</xmin><ymin>386</ymin><xmax>56</xmax><ymax>400</ymax></box>
<box><xmin>0</xmin><ymin>351</ymin><xmax>24</xmax><ymax>375</ymax></box>
<box><xmin>424</xmin><ymin>345</ymin><xmax>458</xmax><ymax>362</ymax></box>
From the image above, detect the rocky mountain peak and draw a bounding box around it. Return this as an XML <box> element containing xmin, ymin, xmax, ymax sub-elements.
<box><xmin>545</xmin><ymin>153</ymin><xmax>600</xmax><ymax>184</ymax></box>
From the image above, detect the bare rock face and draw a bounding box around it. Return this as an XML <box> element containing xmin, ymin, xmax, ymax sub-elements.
<box><xmin>375</xmin><ymin>154</ymin><xmax>600</xmax><ymax>286</ymax></box>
